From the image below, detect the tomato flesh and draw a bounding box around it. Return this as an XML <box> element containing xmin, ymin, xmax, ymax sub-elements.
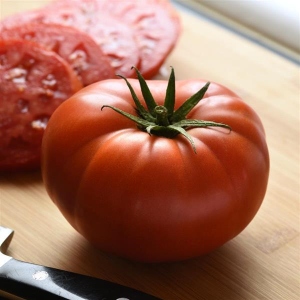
<box><xmin>0</xmin><ymin>39</ymin><xmax>82</xmax><ymax>171</ymax></box>
<box><xmin>0</xmin><ymin>23</ymin><xmax>114</xmax><ymax>86</ymax></box>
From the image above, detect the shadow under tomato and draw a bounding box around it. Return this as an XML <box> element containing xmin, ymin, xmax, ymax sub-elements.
<box><xmin>58</xmin><ymin>234</ymin><xmax>258</xmax><ymax>300</ymax></box>
<box><xmin>0</xmin><ymin>169</ymin><xmax>43</xmax><ymax>186</ymax></box>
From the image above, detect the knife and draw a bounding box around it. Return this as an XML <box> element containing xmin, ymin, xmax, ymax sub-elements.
<box><xmin>0</xmin><ymin>226</ymin><xmax>161</xmax><ymax>300</ymax></box>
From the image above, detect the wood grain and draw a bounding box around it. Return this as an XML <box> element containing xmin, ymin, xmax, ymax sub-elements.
<box><xmin>1</xmin><ymin>1</ymin><xmax>299</xmax><ymax>299</ymax></box>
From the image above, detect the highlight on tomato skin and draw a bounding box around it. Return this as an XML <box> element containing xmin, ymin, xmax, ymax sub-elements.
<box><xmin>41</xmin><ymin>67</ymin><xmax>270</xmax><ymax>263</ymax></box>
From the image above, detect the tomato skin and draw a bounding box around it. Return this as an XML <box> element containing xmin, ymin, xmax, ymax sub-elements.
<box><xmin>41</xmin><ymin>78</ymin><xmax>269</xmax><ymax>262</ymax></box>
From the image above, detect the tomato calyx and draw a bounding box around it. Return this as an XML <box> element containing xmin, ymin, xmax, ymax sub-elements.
<box><xmin>101</xmin><ymin>67</ymin><xmax>231</xmax><ymax>152</ymax></box>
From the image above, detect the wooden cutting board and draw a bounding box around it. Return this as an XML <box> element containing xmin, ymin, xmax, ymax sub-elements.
<box><xmin>1</xmin><ymin>1</ymin><xmax>299</xmax><ymax>299</ymax></box>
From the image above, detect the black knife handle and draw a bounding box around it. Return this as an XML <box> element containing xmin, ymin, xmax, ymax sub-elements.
<box><xmin>0</xmin><ymin>258</ymin><xmax>161</xmax><ymax>300</ymax></box>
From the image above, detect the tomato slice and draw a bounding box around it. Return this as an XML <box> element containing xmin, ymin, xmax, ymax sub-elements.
<box><xmin>0</xmin><ymin>39</ymin><xmax>82</xmax><ymax>171</ymax></box>
<box><xmin>0</xmin><ymin>2</ymin><xmax>140</xmax><ymax>78</ymax></box>
<box><xmin>1</xmin><ymin>0</ymin><xmax>180</xmax><ymax>78</ymax></box>
<box><xmin>44</xmin><ymin>4</ymin><xmax>141</xmax><ymax>77</ymax></box>
<box><xmin>0</xmin><ymin>23</ymin><xmax>114</xmax><ymax>86</ymax></box>
<box><xmin>53</xmin><ymin>0</ymin><xmax>181</xmax><ymax>78</ymax></box>
<box><xmin>98</xmin><ymin>0</ymin><xmax>181</xmax><ymax>78</ymax></box>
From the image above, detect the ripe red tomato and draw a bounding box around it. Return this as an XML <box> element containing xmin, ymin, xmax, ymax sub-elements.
<box><xmin>41</xmin><ymin>69</ymin><xmax>269</xmax><ymax>262</ymax></box>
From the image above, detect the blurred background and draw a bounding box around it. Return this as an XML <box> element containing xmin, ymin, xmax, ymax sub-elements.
<box><xmin>1</xmin><ymin>0</ymin><xmax>299</xmax><ymax>63</ymax></box>
<box><xmin>174</xmin><ymin>0</ymin><xmax>300</xmax><ymax>63</ymax></box>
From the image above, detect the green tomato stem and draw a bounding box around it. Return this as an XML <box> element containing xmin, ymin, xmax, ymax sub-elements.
<box><xmin>102</xmin><ymin>67</ymin><xmax>231</xmax><ymax>153</ymax></box>
<box><xmin>155</xmin><ymin>106</ymin><xmax>169</xmax><ymax>126</ymax></box>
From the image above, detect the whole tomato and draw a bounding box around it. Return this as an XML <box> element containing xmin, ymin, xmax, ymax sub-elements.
<box><xmin>41</xmin><ymin>68</ymin><xmax>269</xmax><ymax>263</ymax></box>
